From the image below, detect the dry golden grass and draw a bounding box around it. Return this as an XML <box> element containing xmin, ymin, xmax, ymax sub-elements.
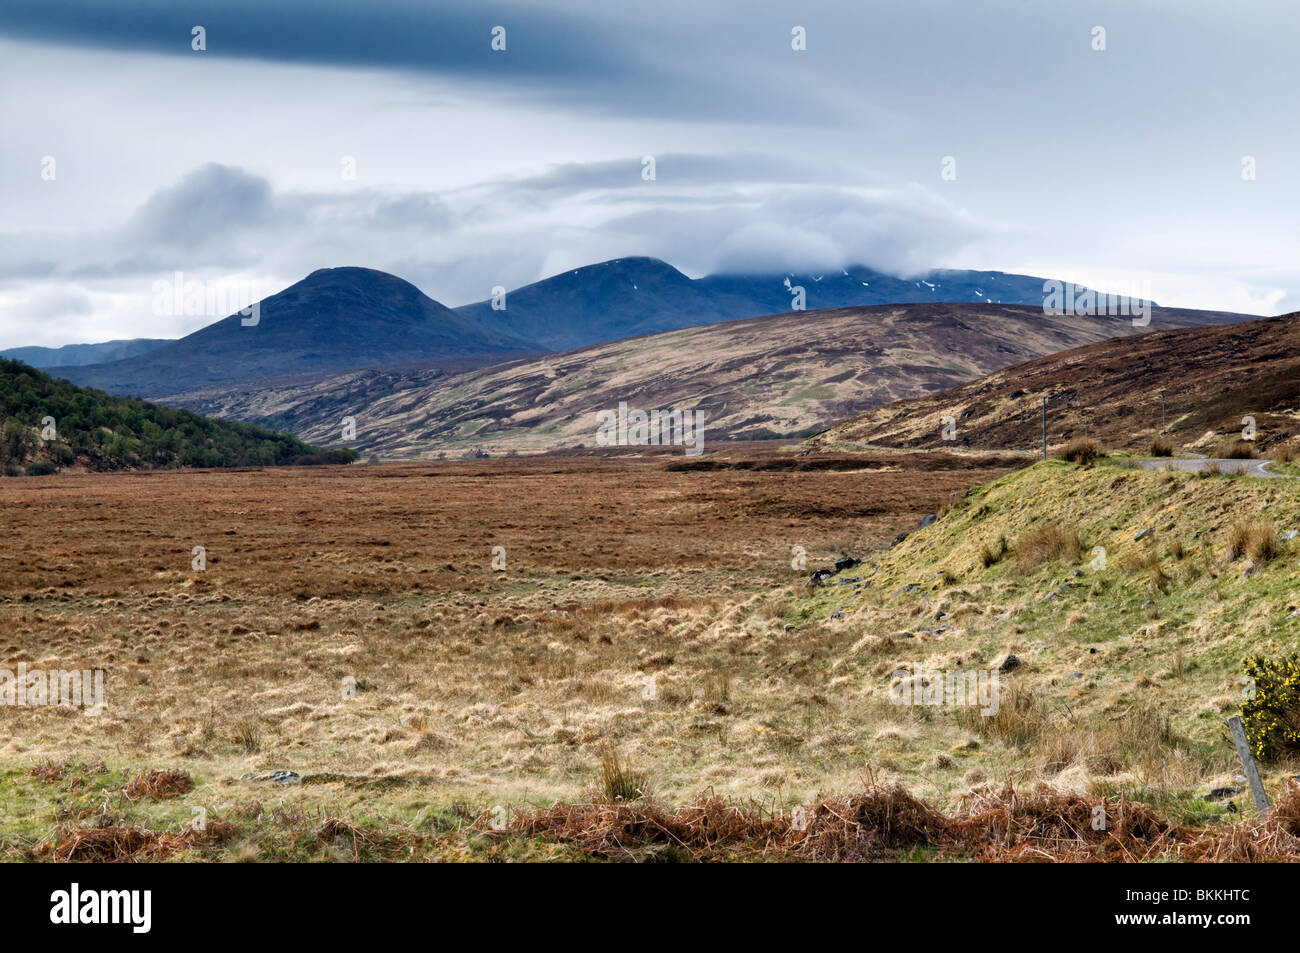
<box><xmin>979</xmin><ymin>535</ymin><xmax>1007</xmax><ymax>568</ymax></box>
<box><xmin>1057</xmin><ymin>438</ymin><xmax>1100</xmax><ymax>465</ymax></box>
<box><xmin>0</xmin><ymin>456</ymin><xmax>1013</xmax><ymax>818</ymax></box>
<box><xmin>1123</xmin><ymin>547</ymin><xmax>1171</xmax><ymax>592</ymax></box>
<box><xmin>1149</xmin><ymin>435</ymin><xmax>1174</xmax><ymax>457</ymax></box>
<box><xmin>7</xmin><ymin>453</ymin><xmax>1298</xmax><ymax>863</ymax></box>
<box><xmin>1012</xmin><ymin>522</ymin><xmax>1081</xmax><ymax>573</ymax></box>
<box><xmin>1216</xmin><ymin>438</ymin><xmax>1257</xmax><ymax>460</ymax></box>
<box><xmin>598</xmin><ymin>748</ymin><xmax>651</xmax><ymax>802</ymax></box>
<box><xmin>958</xmin><ymin>684</ymin><xmax>1044</xmax><ymax>747</ymax></box>
<box><xmin>1228</xmin><ymin>517</ymin><xmax>1278</xmax><ymax>565</ymax></box>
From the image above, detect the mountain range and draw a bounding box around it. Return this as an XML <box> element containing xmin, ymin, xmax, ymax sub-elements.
<box><xmin>44</xmin><ymin>257</ymin><xmax>1153</xmax><ymax>399</ymax></box>
<box><xmin>453</xmin><ymin>257</ymin><xmax>1070</xmax><ymax>352</ymax></box>
<box><xmin>158</xmin><ymin>301</ymin><xmax>1256</xmax><ymax>458</ymax></box>
<box><xmin>11</xmin><ymin>255</ymin><xmax>1264</xmax><ymax>461</ymax></box>
<box><xmin>0</xmin><ymin>338</ymin><xmax>171</xmax><ymax>368</ymax></box>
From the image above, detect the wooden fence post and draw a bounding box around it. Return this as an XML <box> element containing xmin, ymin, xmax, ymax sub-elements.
<box><xmin>1227</xmin><ymin>715</ymin><xmax>1269</xmax><ymax>814</ymax></box>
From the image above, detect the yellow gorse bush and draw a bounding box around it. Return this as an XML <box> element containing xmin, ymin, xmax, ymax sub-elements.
<box><xmin>1241</xmin><ymin>653</ymin><xmax>1300</xmax><ymax>760</ymax></box>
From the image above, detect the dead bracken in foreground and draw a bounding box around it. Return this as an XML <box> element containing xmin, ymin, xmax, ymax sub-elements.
<box><xmin>40</xmin><ymin>820</ymin><xmax>237</xmax><ymax>863</ymax></box>
<box><xmin>122</xmin><ymin>769</ymin><xmax>193</xmax><ymax>800</ymax></box>
<box><xmin>496</xmin><ymin>780</ymin><xmax>1300</xmax><ymax>863</ymax></box>
<box><xmin>23</xmin><ymin>776</ymin><xmax>1300</xmax><ymax>863</ymax></box>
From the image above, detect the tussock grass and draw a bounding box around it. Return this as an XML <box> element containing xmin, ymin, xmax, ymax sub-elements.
<box><xmin>1012</xmin><ymin>522</ymin><xmax>1081</xmax><ymax>573</ymax></box>
<box><xmin>979</xmin><ymin>535</ymin><xmax>1007</xmax><ymax>568</ymax></box>
<box><xmin>1216</xmin><ymin>438</ymin><xmax>1257</xmax><ymax>460</ymax></box>
<box><xmin>1228</xmin><ymin>518</ymin><xmax>1277</xmax><ymax>565</ymax></box>
<box><xmin>1149</xmin><ymin>435</ymin><xmax>1174</xmax><ymax>457</ymax></box>
<box><xmin>957</xmin><ymin>685</ymin><xmax>1045</xmax><ymax>747</ymax></box>
<box><xmin>598</xmin><ymin>748</ymin><xmax>651</xmax><ymax>802</ymax></box>
<box><xmin>1057</xmin><ymin>438</ymin><xmax>1100</xmax><ymax>465</ymax></box>
<box><xmin>1038</xmin><ymin>708</ymin><xmax>1175</xmax><ymax>776</ymax></box>
<box><xmin>1124</xmin><ymin>547</ymin><xmax>1171</xmax><ymax>591</ymax></box>
<box><xmin>231</xmin><ymin>718</ymin><xmax>263</xmax><ymax>754</ymax></box>
<box><xmin>11</xmin><ymin>457</ymin><xmax>1300</xmax><ymax>863</ymax></box>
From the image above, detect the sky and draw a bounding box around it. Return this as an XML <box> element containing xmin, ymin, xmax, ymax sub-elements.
<box><xmin>1</xmin><ymin>0</ymin><xmax>1298</xmax><ymax>348</ymax></box>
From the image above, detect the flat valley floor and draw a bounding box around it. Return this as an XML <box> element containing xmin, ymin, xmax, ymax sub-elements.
<box><xmin>7</xmin><ymin>450</ymin><xmax>1300</xmax><ymax>862</ymax></box>
<box><xmin>0</xmin><ymin>452</ymin><xmax>1011</xmax><ymax>859</ymax></box>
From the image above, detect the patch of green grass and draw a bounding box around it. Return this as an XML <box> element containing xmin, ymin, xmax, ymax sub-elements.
<box><xmin>786</xmin><ymin>460</ymin><xmax>1300</xmax><ymax>803</ymax></box>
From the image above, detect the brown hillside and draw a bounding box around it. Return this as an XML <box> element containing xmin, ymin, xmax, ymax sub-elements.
<box><xmin>159</xmin><ymin>301</ymin><xmax>1252</xmax><ymax>457</ymax></box>
<box><xmin>812</xmin><ymin>311</ymin><xmax>1300</xmax><ymax>454</ymax></box>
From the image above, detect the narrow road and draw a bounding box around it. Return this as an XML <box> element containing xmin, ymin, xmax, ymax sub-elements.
<box><xmin>1133</xmin><ymin>457</ymin><xmax>1285</xmax><ymax>477</ymax></box>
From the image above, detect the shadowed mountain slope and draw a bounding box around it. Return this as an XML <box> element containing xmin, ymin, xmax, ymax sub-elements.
<box><xmin>59</xmin><ymin>267</ymin><xmax>539</xmax><ymax>398</ymax></box>
<box><xmin>811</xmin><ymin>311</ymin><xmax>1300</xmax><ymax>455</ymax></box>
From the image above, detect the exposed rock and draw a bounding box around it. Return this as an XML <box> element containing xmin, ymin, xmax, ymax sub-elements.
<box><xmin>242</xmin><ymin>770</ymin><xmax>301</xmax><ymax>784</ymax></box>
<box><xmin>835</xmin><ymin>556</ymin><xmax>862</xmax><ymax>573</ymax></box>
<box><xmin>998</xmin><ymin>654</ymin><xmax>1022</xmax><ymax>673</ymax></box>
<box><xmin>918</xmin><ymin>513</ymin><xmax>938</xmax><ymax>529</ymax></box>
<box><xmin>1134</xmin><ymin>528</ymin><xmax>1154</xmax><ymax>541</ymax></box>
<box><xmin>1043</xmin><ymin>583</ymin><xmax>1075</xmax><ymax>602</ymax></box>
<box><xmin>1203</xmin><ymin>785</ymin><xmax>1242</xmax><ymax>801</ymax></box>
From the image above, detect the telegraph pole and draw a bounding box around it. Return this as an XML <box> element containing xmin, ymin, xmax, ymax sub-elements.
<box><xmin>1042</xmin><ymin>395</ymin><xmax>1048</xmax><ymax>460</ymax></box>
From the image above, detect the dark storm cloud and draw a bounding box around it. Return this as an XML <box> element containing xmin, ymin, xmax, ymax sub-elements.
<box><xmin>0</xmin><ymin>0</ymin><xmax>622</xmax><ymax>78</ymax></box>
<box><xmin>0</xmin><ymin>0</ymin><xmax>877</xmax><ymax>124</ymax></box>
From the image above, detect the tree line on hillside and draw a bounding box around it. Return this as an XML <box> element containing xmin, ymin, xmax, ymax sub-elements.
<box><xmin>0</xmin><ymin>358</ymin><xmax>356</xmax><ymax>474</ymax></box>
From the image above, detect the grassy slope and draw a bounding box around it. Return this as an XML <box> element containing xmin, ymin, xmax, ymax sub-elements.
<box><xmin>793</xmin><ymin>459</ymin><xmax>1300</xmax><ymax>820</ymax></box>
